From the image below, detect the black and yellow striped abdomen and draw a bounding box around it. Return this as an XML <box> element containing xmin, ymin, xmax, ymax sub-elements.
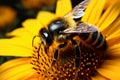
<box><xmin>79</xmin><ymin>31</ymin><xmax>107</xmax><ymax>51</ymax></box>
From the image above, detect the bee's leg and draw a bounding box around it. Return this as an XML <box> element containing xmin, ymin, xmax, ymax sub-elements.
<box><xmin>51</xmin><ymin>42</ymin><xmax>67</xmax><ymax>66</ymax></box>
<box><xmin>32</xmin><ymin>35</ymin><xmax>39</xmax><ymax>47</ymax></box>
<box><xmin>32</xmin><ymin>35</ymin><xmax>42</xmax><ymax>60</ymax></box>
<box><xmin>71</xmin><ymin>39</ymin><xmax>81</xmax><ymax>79</ymax></box>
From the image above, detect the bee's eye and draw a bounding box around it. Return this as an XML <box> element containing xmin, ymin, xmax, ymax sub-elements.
<box><xmin>39</xmin><ymin>28</ymin><xmax>53</xmax><ymax>46</ymax></box>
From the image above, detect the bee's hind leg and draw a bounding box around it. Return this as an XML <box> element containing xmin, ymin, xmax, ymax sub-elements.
<box><xmin>71</xmin><ymin>39</ymin><xmax>81</xmax><ymax>80</ymax></box>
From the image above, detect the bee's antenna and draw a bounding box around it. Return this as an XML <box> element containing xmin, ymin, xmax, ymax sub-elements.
<box><xmin>32</xmin><ymin>35</ymin><xmax>40</xmax><ymax>47</ymax></box>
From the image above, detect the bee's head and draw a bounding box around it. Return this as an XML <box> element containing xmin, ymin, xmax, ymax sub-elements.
<box><xmin>39</xmin><ymin>18</ymin><xmax>69</xmax><ymax>45</ymax></box>
<box><xmin>39</xmin><ymin>28</ymin><xmax>53</xmax><ymax>46</ymax></box>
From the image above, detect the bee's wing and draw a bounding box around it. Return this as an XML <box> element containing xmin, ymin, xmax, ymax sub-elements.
<box><xmin>61</xmin><ymin>22</ymin><xmax>98</xmax><ymax>34</ymax></box>
<box><xmin>64</xmin><ymin>0</ymin><xmax>90</xmax><ymax>19</ymax></box>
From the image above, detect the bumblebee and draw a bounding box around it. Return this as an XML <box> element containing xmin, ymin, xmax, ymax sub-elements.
<box><xmin>32</xmin><ymin>0</ymin><xmax>107</xmax><ymax>79</ymax></box>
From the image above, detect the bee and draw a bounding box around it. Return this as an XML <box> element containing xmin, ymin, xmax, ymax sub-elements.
<box><xmin>32</xmin><ymin>0</ymin><xmax>107</xmax><ymax>79</ymax></box>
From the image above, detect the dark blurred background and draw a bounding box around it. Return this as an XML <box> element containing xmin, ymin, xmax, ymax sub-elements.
<box><xmin>0</xmin><ymin>0</ymin><xmax>83</xmax><ymax>64</ymax></box>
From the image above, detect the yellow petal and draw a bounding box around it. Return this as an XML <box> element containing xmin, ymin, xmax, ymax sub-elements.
<box><xmin>22</xmin><ymin>19</ymin><xmax>43</xmax><ymax>35</ymax></box>
<box><xmin>6</xmin><ymin>28</ymin><xmax>34</xmax><ymax>38</ymax></box>
<box><xmin>81</xmin><ymin>0</ymin><xmax>98</xmax><ymax>23</ymax></box>
<box><xmin>97</xmin><ymin>60</ymin><xmax>120</xmax><ymax>79</ymax></box>
<box><xmin>0</xmin><ymin>58</ymin><xmax>42</xmax><ymax>80</ymax></box>
<box><xmin>106</xmin><ymin>29</ymin><xmax>120</xmax><ymax>41</ymax></box>
<box><xmin>101</xmin><ymin>16</ymin><xmax>120</xmax><ymax>37</ymax></box>
<box><xmin>92</xmin><ymin>77</ymin><xmax>98</xmax><ymax>80</ymax></box>
<box><xmin>82</xmin><ymin>0</ymin><xmax>106</xmax><ymax>25</ymax></box>
<box><xmin>0</xmin><ymin>58</ymin><xmax>30</xmax><ymax>72</ymax></box>
<box><xmin>56</xmin><ymin>0</ymin><xmax>72</xmax><ymax>17</ymax></box>
<box><xmin>37</xmin><ymin>11</ymin><xmax>58</xmax><ymax>27</ymax></box>
<box><xmin>106</xmin><ymin>34</ymin><xmax>120</xmax><ymax>47</ymax></box>
<box><xmin>24</xmin><ymin>73</ymin><xmax>44</xmax><ymax>80</ymax></box>
<box><xmin>0</xmin><ymin>38</ymin><xmax>32</xmax><ymax>56</ymax></box>
<box><xmin>97</xmin><ymin>1</ymin><xmax>120</xmax><ymax>31</ymax></box>
<box><xmin>106</xmin><ymin>43</ymin><xmax>120</xmax><ymax>59</ymax></box>
<box><xmin>92</xmin><ymin>75</ymin><xmax>109</xmax><ymax>80</ymax></box>
<box><xmin>105</xmin><ymin>0</ymin><xmax>120</xmax><ymax>9</ymax></box>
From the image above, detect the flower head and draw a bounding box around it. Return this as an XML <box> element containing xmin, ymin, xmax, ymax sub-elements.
<box><xmin>0</xmin><ymin>0</ymin><xmax>120</xmax><ymax>80</ymax></box>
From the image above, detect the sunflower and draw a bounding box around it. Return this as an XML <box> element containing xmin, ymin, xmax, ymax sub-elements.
<box><xmin>0</xmin><ymin>0</ymin><xmax>120</xmax><ymax>80</ymax></box>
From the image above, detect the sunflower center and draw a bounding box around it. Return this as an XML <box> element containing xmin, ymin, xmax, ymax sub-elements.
<box><xmin>31</xmin><ymin>40</ymin><xmax>105</xmax><ymax>80</ymax></box>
